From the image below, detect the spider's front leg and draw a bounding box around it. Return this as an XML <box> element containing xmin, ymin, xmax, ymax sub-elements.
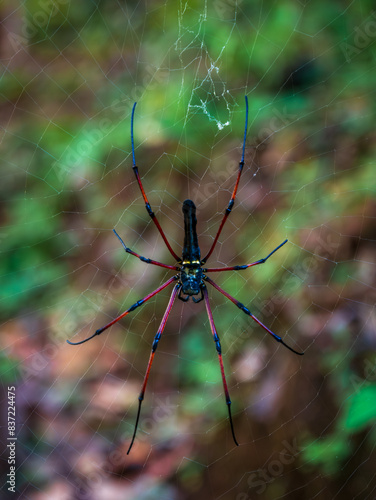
<box><xmin>201</xmin><ymin>95</ymin><xmax>249</xmax><ymax>264</ymax></box>
<box><xmin>130</xmin><ymin>103</ymin><xmax>180</xmax><ymax>262</ymax></box>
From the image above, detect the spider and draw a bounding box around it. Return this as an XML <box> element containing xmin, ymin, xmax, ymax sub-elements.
<box><xmin>67</xmin><ymin>96</ymin><xmax>304</xmax><ymax>454</ymax></box>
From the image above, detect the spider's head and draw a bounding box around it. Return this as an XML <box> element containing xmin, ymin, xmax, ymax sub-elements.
<box><xmin>180</xmin><ymin>263</ymin><xmax>203</xmax><ymax>296</ymax></box>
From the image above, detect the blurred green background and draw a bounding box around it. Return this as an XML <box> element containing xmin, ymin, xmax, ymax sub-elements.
<box><xmin>1</xmin><ymin>1</ymin><xmax>376</xmax><ymax>499</ymax></box>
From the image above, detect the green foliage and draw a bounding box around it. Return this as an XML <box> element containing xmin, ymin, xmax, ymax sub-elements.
<box><xmin>302</xmin><ymin>435</ymin><xmax>351</xmax><ymax>475</ymax></box>
<box><xmin>0</xmin><ymin>352</ymin><xmax>19</xmax><ymax>384</ymax></box>
<box><xmin>344</xmin><ymin>385</ymin><xmax>376</xmax><ymax>431</ymax></box>
<box><xmin>302</xmin><ymin>382</ymin><xmax>376</xmax><ymax>475</ymax></box>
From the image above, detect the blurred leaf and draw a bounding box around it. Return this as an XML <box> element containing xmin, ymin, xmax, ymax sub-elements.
<box><xmin>0</xmin><ymin>353</ymin><xmax>19</xmax><ymax>384</ymax></box>
<box><xmin>344</xmin><ymin>385</ymin><xmax>376</xmax><ymax>431</ymax></box>
<box><xmin>302</xmin><ymin>435</ymin><xmax>351</xmax><ymax>475</ymax></box>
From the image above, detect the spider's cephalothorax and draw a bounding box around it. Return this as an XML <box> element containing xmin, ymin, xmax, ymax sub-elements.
<box><xmin>67</xmin><ymin>97</ymin><xmax>304</xmax><ymax>455</ymax></box>
<box><xmin>179</xmin><ymin>200</ymin><xmax>204</xmax><ymax>302</ymax></box>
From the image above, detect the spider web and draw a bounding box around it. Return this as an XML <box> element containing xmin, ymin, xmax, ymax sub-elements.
<box><xmin>1</xmin><ymin>0</ymin><xmax>376</xmax><ymax>499</ymax></box>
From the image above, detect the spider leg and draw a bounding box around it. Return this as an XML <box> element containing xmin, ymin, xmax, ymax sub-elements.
<box><xmin>178</xmin><ymin>287</ymin><xmax>189</xmax><ymax>302</ymax></box>
<box><xmin>66</xmin><ymin>276</ymin><xmax>178</xmax><ymax>345</ymax></box>
<box><xmin>201</xmin><ymin>96</ymin><xmax>249</xmax><ymax>264</ymax></box>
<box><xmin>131</xmin><ymin>103</ymin><xmax>181</xmax><ymax>262</ymax></box>
<box><xmin>192</xmin><ymin>288</ymin><xmax>204</xmax><ymax>303</ymax></box>
<box><xmin>204</xmin><ymin>276</ymin><xmax>304</xmax><ymax>356</ymax></box>
<box><xmin>113</xmin><ymin>229</ymin><xmax>179</xmax><ymax>271</ymax></box>
<box><xmin>204</xmin><ymin>239</ymin><xmax>288</xmax><ymax>272</ymax></box>
<box><xmin>202</xmin><ymin>285</ymin><xmax>238</xmax><ymax>446</ymax></box>
<box><xmin>127</xmin><ymin>283</ymin><xmax>180</xmax><ymax>454</ymax></box>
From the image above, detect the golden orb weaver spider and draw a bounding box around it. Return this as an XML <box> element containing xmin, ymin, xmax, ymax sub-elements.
<box><xmin>67</xmin><ymin>96</ymin><xmax>304</xmax><ymax>453</ymax></box>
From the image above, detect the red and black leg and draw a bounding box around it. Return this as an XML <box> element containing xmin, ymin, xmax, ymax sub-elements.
<box><xmin>131</xmin><ymin>103</ymin><xmax>181</xmax><ymax>262</ymax></box>
<box><xmin>66</xmin><ymin>276</ymin><xmax>178</xmax><ymax>345</ymax></box>
<box><xmin>127</xmin><ymin>282</ymin><xmax>181</xmax><ymax>454</ymax></box>
<box><xmin>202</xmin><ymin>285</ymin><xmax>239</xmax><ymax>446</ymax></box>
<box><xmin>204</xmin><ymin>239</ymin><xmax>288</xmax><ymax>273</ymax></box>
<box><xmin>202</xmin><ymin>95</ymin><xmax>249</xmax><ymax>264</ymax></box>
<box><xmin>113</xmin><ymin>229</ymin><xmax>179</xmax><ymax>271</ymax></box>
<box><xmin>204</xmin><ymin>276</ymin><xmax>304</xmax><ymax>356</ymax></box>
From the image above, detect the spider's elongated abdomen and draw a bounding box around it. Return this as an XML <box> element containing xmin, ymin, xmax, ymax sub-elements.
<box><xmin>180</xmin><ymin>200</ymin><xmax>202</xmax><ymax>296</ymax></box>
<box><xmin>182</xmin><ymin>199</ymin><xmax>200</xmax><ymax>264</ymax></box>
